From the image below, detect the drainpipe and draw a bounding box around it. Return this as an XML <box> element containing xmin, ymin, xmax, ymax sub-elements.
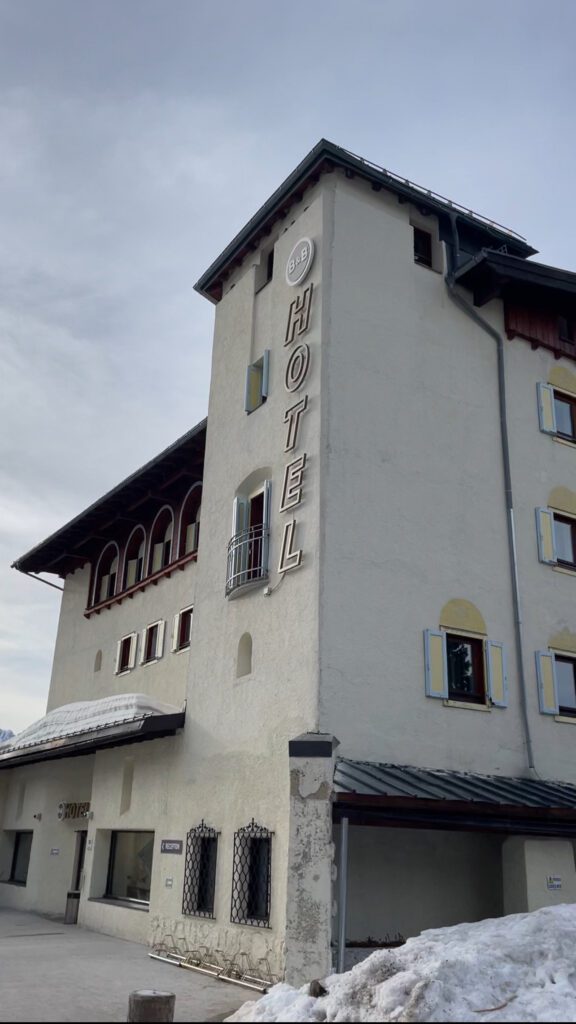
<box><xmin>445</xmin><ymin>215</ymin><xmax>536</xmax><ymax>776</ymax></box>
<box><xmin>337</xmin><ymin>816</ymin><xmax>349</xmax><ymax>974</ymax></box>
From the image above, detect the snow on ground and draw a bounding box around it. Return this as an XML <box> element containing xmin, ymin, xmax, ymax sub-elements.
<box><xmin>227</xmin><ymin>904</ymin><xmax>576</xmax><ymax>1022</ymax></box>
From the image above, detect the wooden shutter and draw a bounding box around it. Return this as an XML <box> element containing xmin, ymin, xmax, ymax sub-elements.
<box><xmin>185</xmin><ymin>522</ymin><xmax>198</xmax><ymax>554</ymax></box>
<box><xmin>232</xmin><ymin>496</ymin><xmax>249</xmax><ymax>536</ymax></box>
<box><xmin>262</xmin><ymin>480</ymin><xmax>272</xmax><ymax>572</ymax></box>
<box><xmin>99</xmin><ymin>574</ymin><xmax>110</xmax><ymax>603</ymax></box>
<box><xmin>536</xmin><ymin>508</ymin><xmax>557</xmax><ymax>564</ymax></box>
<box><xmin>245</xmin><ymin>363</ymin><xmax>262</xmax><ymax>413</ymax></box>
<box><xmin>156</xmin><ymin>620</ymin><xmax>165</xmax><ymax>659</ymax></box>
<box><xmin>486</xmin><ymin>641</ymin><xmax>508</xmax><ymax>707</ymax></box>
<box><xmin>424</xmin><ymin>630</ymin><xmax>448</xmax><ymax>699</ymax></box>
<box><xmin>125</xmin><ymin>559</ymin><xmax>138</xmax><ymax>588</ymax></box>
<box><xmin>139</xmin><ymin>628</ymin><xmax>147</xmax><ymax>665</ymax></box>
<box><xmin>537</xmin><ymin>383</ymin><xmax>557</xmax><ymax>435</ymax></box>
<box><xmin>535</xmin><ymin>650</ymin><xmax>558</xmax><ymax>715</ymax></box>
<box><xmin>151</xmin><ymin>542</ymin><xmax>164</xmax><ymax>573</ymax></box>
<box><xmin>128</xmin><ymin>633</ymin><xmax>137</xmax><ymax>670</ymax></box>
<box><xmin>171</xmin><ymin>612</ymin><xmax>180</xmax><ymax>652</ymax></box>
<box><xmin>114</xmin><ymin>639</ymin><xmax>122</xmax><ymax>674</ymax></box>
<box><xmin>261</xmin><ymin>350</ymin><xmax>270</xmax><ymax>399</ymax></box>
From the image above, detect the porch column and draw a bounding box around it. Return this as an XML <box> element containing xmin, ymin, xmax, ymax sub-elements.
<box><xmin>284</xmin><ymin>733</ymin><xmax>339</xmax><ymax>987</ymax></box>
<box><xmin>502</xmin><ymin>836</ymin><xmax>576</xmax><ymax>914</ymax></box>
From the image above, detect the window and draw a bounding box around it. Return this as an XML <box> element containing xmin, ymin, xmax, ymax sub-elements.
<box><xmin>536</xmin><ymin>650</ymin><xmax>576</xmax><ymax>717</ymax></box>
<box><xmin>92</xmin><ymin>543</ymin><xmax>119</xmax><ymax>605</ymax></box>
<box><xmin>10</xmin><ymin>832</ymin><xmax>32</xmax><ymax>885</ymax></box>
<box><xmin>148</xmin><ymin>507</ymin><xmax>174</xmax><ymax>575</ymax></box>
<box><xmin>537</xmin><ymin>383</ymin><xmax>576</xmax><ymax>441</ymax></box>
<box><xmin>173</xmin><ymin>607</ymin><xmax>193</xmax><ymax>652</ymax></box>
<box><xmin>115</xmin><ymin>633</ymin><xmax>137</xmax><ymax>674</ymax></box>
<box><xmin>424</xmin><ymin>629</ymin><xmax>507</xmax><ymax>707</ymax></box>
<box><xmin>413</xmin><ymin>227</ymin><xmax>433</xmax><ymax>268</ymax></box>
<box><xmin>245</xmin><ymin>351</ymin><xmax>270</xmax><ymax>414</ymax></box>
<box><xmin>255</xmin><ymin>246</ymin><xmax>275</xmax><ymax>293</ymax></box>
<box><xmin>230</xmin><ymin>820</ymin><xmax>272</xmax><ymax>927</ymax></box>
<box><xmin>123</xmin><ymin>527</ymin><xmax>145</xmax><ymax>589</ymax></box>
<box><xmin>106</xmin><ymin>830</ymin><xmax>154</xmax><ymax>904</ymax></box>
<box><xmin>536</xmin><ymin>507</ymin><xmax>576</xmax><ymax>568</ymax></box>
<box><xmin>236</xmin><ymin>633</ymin><xmax>252</xmax><ymax>677</ymax></box>
<box><xmin>446</xmin><ymin>634</ymin><xmax>485</xmax><ymax>704</ymax></box>
<box><xmin>182</xmin><ymin>822</ymin><xmax>218</xmax><ymax>918</ymax></box>
<box><xmin>559</xmin><ymin>316</ymin><xmax>574</xmax><ymax>345</ymax></box>
<box><xmin>179</xmin><ymin>486</ymin><xmax>201</xmax><ymax>557</ymax></box>
<box><xmin>141</xmin><ymin>621</ymin><xmax>165</xmax><ymax>664</ymax></box>
<box><xmin>226</xmin><ymin>481</ymin><xmax>272</xmax><ymax>596</ymax></box>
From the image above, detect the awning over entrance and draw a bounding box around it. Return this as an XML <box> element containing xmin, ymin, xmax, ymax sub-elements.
<box><xmin>0</xmin><ymin>694</ymin><xmax>185</xmax><ymax>769</ymax></box>
<box><xmin>333</xmin><ymin>759</ymin><xmax>576</xmax><ymax>835</ymax></box>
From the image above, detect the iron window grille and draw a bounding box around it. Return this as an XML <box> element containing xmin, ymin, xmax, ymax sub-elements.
<box><xmin>182</xmin><ymin>821</ymin><xmax>219</xmax><ymax>919</ymax></box>
<box><xmin>230</xmin><ymin>820</ymin><xmax>273</xmax><ymax>928</ymax></box>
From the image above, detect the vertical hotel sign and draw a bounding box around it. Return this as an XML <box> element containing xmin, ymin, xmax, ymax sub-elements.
<box><xmin>279</xmin><ymin>238</ymin><xmax>315</xmax><ymax>574</ymax></box>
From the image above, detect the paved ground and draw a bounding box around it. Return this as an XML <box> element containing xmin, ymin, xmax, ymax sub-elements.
<box><xmin>0</xmin><ymin>909</ymin><xmax>253</xmax><ymax>1022</ymax></box>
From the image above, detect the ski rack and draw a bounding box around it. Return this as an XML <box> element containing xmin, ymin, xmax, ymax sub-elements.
<box><xmin>148</xmin><ymin>937</ymin><xmax>279</xmax><ymax>993</ymax></box>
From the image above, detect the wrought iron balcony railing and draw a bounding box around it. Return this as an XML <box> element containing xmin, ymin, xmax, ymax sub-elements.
<box><xmin>226</xmin><ymin>524</ymin><xmax>269</xmax><ymax>597</ymax></box>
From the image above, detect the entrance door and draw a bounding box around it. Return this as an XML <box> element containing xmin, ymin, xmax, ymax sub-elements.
<box><xmin>73</xmin><ymin>830</ymin><xmax>88</xmax><ymax>891</ymax></box>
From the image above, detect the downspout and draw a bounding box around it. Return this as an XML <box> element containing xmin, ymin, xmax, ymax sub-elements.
<box><xmin>445</xmin><ymin>215</ymin><xmax>536</xmax><ymax>775</ymax></box>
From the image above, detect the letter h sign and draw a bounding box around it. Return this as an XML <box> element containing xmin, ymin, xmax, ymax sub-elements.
<box><xmin>285</xmin><ymin>284</ymin><xmax>313</xmax><ymax>345</ymax></box>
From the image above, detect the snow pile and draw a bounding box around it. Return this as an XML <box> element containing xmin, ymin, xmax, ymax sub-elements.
<box><xmin>228</xmin><ymin>905</ymin><xmax>576</xmax><ymax>1022</ymax></box>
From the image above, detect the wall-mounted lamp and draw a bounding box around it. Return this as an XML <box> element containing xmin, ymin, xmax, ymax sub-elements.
<box><xmin>82</xmin><ymin>810</ymin><xmax>94</xmax><ymax>820</ymax></box>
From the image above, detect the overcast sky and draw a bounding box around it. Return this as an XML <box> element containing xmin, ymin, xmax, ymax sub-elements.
<box><xmin>1</xmin><ymin>0</ymin><xmax>576</xmax><ymax>732</ymax></box>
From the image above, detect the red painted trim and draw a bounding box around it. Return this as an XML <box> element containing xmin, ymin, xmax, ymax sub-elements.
<box><xmin>84</xmin><ymin>550</ymin><xmax>197</xmax><ymax>617</ymax></box>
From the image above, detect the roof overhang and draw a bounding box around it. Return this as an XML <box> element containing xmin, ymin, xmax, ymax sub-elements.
<box><xmin>333</xmin><ymin>759</ymin><xmax>576</xmax><ymax>837</ymax></box>
<box><xmin>0</xmin><ymin>694</ymin><xmax>185</xmax><ymax>769</ymax></box>
<box><xmin>455</xmin><ymin>250</ymin><xmax>576</xmax><ymax>310</ymax></box>
<box><xmin>12</xmin><ymin>418</ymin><xmax>206</xmax><ymax>577</ymax></box>
<box><xmin>194</xmin><ymin>139</ymin><xmax>535</xmax><ymax>303</ymax></box>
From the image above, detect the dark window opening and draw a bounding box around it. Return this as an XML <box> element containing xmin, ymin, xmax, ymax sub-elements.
<box><xmin>266</xmin><ymin>249</ymin><xmax>274</xmax><ymax>284</ymax></box>
<box><xmin>556</xmin><ymin>657</ymin><xmax>576</xmax><ymax>716</ymax></box>
<box><xmin>230</xmin><ymin>820</ymin><xmax>272</xmax><ymax>927</ymax></box>
<box><xmin>149</xmin><ymin>510</ymin><xmax>173</xmax><ymax>575</ymax></box>
<box><xmin>143</xmin><ymin>624</ymin><xmax>159</xmax><ymax>663</ymax></box>
<box><xmin>554</xmin><ymin>393</ymin><xmax>576</xmax><ymax>441</ymax></box>
<box><xmin>554</xmin><ymin>514</ymin><xmax>576</xmax><ymax>568</ymax></box>
<box><xmin>118</xmin><ymin>636</ymin><xmax>133</xmax><ymax>673</ymax></box>
<box><xmin>124</xmin><ymin>529</ymin><xmax>145</xmax><ymax>589</ymax></box>
<box><xmin>414</xmin><ymin>227</ymin><xmax>433</xmax><ymax>268</ymax></box>
<box><xmin>446</xmin><ymin>634</ymin><xmax>486</xmax><ymax>704</ymax></box>
<box><xmin>177</xmin><ymin>608</ymin><xmax>193</xmax><ymax>651</ymax></box>
<box><xmin>10</xmin><ymin>831</ymin><xmax>32</xmax><ymax>885</ymax></box>
<box><xmin>182</xmin><ymin>823</ymin><xmax>218</xmax><ymax>918</ymax></box>
<box><xmin>106</xmin><ymin>831</ymin><xmax>154</xmax><ymax>904</ymax></box>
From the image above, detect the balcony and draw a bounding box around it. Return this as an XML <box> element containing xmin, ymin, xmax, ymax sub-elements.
<box><xmin>226</xmin><ymin>524</ymin><xmax>269</xmax><ymax>597</ymax></box>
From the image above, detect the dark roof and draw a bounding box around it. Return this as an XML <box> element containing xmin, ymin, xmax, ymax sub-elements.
<box><xmin>194</xmin><ymin>139</ymin><xmax>536</xmax><ymax>302</ymax></box>
<box><xmin>334</xmin><ymin>758</ymin><xmax>576</xmax><ymax>810</ymax></box>
<box><xmin>455</xmin><ymin>250</ymin><xmax>576</xmax><ymax>308</ymax></box>
<box><xmin>13</xmin><ymin>419</ymin><xmax>206</xmax><ymax>577</ymax></box>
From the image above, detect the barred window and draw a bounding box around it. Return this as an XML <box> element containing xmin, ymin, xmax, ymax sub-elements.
<box><xmin>230</xmin><ymin>820</ymin><xmax>272</xmax><ymax>927</ymax></box>
<box><xmin>182</xmin><ymin>822</ymin><xmax>218</xmax><ymax>919</ymax></box>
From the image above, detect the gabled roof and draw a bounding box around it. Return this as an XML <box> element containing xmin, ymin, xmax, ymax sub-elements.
<box><xmin>13</xmin><ymin>418</ymin><xmax>206</xmax><ymax>577</ymax></box>
<box><xmin>194</xmin><ymin>139</ymin><xmax>536</xmax><ymax>302</ymax></box>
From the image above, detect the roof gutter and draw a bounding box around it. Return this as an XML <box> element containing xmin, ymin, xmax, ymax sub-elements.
<box><xmin>445</xmin><ymin>214</ymin><xmax>536</xmax><ymax>776</ymax></box>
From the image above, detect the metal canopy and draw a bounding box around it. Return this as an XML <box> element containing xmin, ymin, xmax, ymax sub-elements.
<box><xmin>333</xmin><ymin>759</ymin><xmax>576</xmax><ymax>836</ymax></box>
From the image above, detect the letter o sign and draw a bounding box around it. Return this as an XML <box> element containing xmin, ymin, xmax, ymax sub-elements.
<box><xmin>285</xmin><ymin>344</ymin><xmax>310</xmax><ymax>392</ymax></box>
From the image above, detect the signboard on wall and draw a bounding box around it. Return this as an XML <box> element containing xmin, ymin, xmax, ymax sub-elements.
<box><xmin>57</xmin><ymin>801</ymin><xmax>90</xmax><ymax>820</ymax></box>
<box><xmin>160</xmin><ymin>839</ymin><xmax>183</xmax><ymax>854</ymax></box>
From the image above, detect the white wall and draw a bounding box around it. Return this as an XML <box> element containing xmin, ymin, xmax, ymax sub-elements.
<box><xmin>47</xmin><ymin>561</ymin><xmax>196</xmax><ymax>711</ymax></box>
<box><xmin>340</xmin><ymin>825</ymin><xmax>503</xmax><ymax>942</ymax></box>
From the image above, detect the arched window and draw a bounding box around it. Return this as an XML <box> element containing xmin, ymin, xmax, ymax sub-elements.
<box><xmin>148</xmin><ymin>507</ymin><xmax>174</xmax><ymax>575</ymax></box>
<box><xmin>179</xmin><ymin>485</ymin><xmax>202</xmax><ymax>558</ymax></box>
<box><xmin>93</xmin><ymin>543</ymin><xmax>119</xmax><ymax>605</ymax></box>
<box><xmin>123</xmin><ymin>526</ymin><xmax>146</xmax><ymax>589</ymax></box>
<box><xmin>236</xmin><ymin>633</ymin><xmax>253</xmax><ymax>677</ymax></box>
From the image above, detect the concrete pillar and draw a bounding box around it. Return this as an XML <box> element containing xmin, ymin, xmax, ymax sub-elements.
<box><xmin>284</xmin><ymin>733</ymin><xmax>339</xmax><ymax>987</ymax></box>
<box><xmin>502</xmin><ymin>836</ymin><xmax>576</xmax><ymax>915</ymax></box>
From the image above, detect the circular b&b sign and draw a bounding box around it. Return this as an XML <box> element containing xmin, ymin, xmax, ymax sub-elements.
<box><xmin>286</xmin><ymin>238</ymin><xmax>315</xmax><ymax>287</ymax></box>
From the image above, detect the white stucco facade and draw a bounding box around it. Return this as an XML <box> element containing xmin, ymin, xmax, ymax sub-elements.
<box><xmin>3</xmin><ymin>140</ymin><xmax>576</xmax><ymax>986</ymax></box>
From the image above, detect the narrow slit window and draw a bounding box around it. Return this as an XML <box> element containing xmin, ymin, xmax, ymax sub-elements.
<box><xmin>413</xmin><ymin>227</ymin><xmax>433</xmax><ymax>268</ymax></box>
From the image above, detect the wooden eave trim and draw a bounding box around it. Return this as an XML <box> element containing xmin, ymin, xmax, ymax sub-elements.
<box><xmin>84</xmin><ymin>550</ymin><xmax>197</xmax><ymax>617</ymax></box>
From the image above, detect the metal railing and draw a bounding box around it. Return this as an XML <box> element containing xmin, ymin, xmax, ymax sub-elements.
<box><xmin>226</xmin><ymin>524</ymin><xmax>269</xmax><ymax>596</ymax></box>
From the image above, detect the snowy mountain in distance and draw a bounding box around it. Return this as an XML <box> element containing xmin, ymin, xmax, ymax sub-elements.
<box><xmin>0</xmin><ymin>729</ymin><xmax>14</xmax><ymax>744</ymax></box>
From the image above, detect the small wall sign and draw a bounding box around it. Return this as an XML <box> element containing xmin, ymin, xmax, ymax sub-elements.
<box><xmin>50</xmin><ymin>848</ymin><xmax>60</xmax><ymax>856</ymax></box>
<box><xmin>160</xmin><ymin>839</ymin><xmax>183</xmax><ymax>854</ymax></box>
<box><xmin>546</xmin><ymin>875</ymin><xmax>562</xmax><ymax>890</ymax></box>
<box><xmin>286</xmin><ymin>238</ymin><xmax>314</xmax><ymax>287</ymax></box>
<box><xmin>164</xmin><ymin>877</ymin><xmax>174</xmax><ymax>888</ymax></box>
